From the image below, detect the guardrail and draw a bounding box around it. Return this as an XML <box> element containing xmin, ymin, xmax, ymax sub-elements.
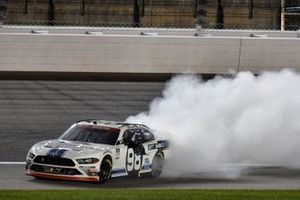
<box><xmin>0</xmin><ymin>26</ymin><xmax>299</xmax><ymax>75</ymax></box>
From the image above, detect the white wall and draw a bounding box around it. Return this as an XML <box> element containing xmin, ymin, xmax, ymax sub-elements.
<box><xmin>0</xmin><ymin>29</ymin><xmax>299</xmax><ymax>74</ymax></box>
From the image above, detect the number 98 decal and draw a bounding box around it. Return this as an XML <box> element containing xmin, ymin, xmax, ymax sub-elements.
<box><xmin>126</xmin><ymin>148</ymin><xmax>142</xmax><ymax>174</ymax></box>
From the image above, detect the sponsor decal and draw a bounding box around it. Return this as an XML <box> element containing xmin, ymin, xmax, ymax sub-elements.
<box><xmin>148</xmin><ymin>144</ymin><xmax>156</xmax><ymax>150</ymax></box>
<box><xmin>115</xmin><ymin>148</ymin><xmax>121</xmax><ymax>160</ymax></box>
<box><xmin>43</xmin><ymin>166</ymin><xmax>62</xmax><ymax>174</ymax></box>
<box><xmin>116</xmin><ymin>148</ymin><xmax>120</xmax><ymax>156</ymax></box>
<box><xmin>148</xmin><ymin>140</ymin><xmax>169</xmax><ymax>150</ymax></box>
<box><xmin>141</xmin><ymin>165</ymin><xmax>151</xmax><ymax>170</ymax></box>
<box><xmin>50</xmin><ymin>167</ymin><xmax>62</xmax><ymax>174</ymax></box>
<box><xmin>47</xmin><ymin>149</ymin><xmax>68</xmax><ymax>157</ymax></box>
<box><xmin>144</xmin><ymin>158</ymin><xmax>150</xmax><ymax>165</ymax></box>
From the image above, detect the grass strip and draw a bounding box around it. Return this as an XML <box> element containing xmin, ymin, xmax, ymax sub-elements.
<box><xmin>0</xmin><ymin>189</ymin><xmax>300</xmax><ymax>200</ymax></box>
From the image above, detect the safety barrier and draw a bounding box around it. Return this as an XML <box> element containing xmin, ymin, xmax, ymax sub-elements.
<box><xmin>0</xmin><ymin>27</ymin><xmax>299</xmax><ymax>75</ymax></box>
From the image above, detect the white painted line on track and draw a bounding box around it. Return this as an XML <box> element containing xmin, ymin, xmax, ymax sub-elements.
<box><xmin>0</xmin><ymin>162</ymin><xmax>26</xmax><ymax>165</ymax></box>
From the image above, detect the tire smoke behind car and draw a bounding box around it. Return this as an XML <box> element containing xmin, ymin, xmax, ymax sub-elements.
<box><xmin>127</xmin><ymin>69</ymin><xmax>300</xmax><ymax>178</ymax></box>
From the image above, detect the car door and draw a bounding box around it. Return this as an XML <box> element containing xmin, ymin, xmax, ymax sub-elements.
<box><xmin>111</xmin><ymin>129</ymin><xmax>134</xmax><ymax>178</ymax></box>
<box><xmin>140</xmin><ymin>128</ymin><xmax>158</xmax><ymax>173</ymax></box>
<box><xmin>122</xmin><ymin>128</ymin><xmax>160</xmax><ymax>176</ymax></box>
<box><xmin>124</xmin><ymin>128</ymin><xmax>144</xmax><ymax>176</ymax></box>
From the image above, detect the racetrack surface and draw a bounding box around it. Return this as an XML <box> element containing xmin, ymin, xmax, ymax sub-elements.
<box><xmin>1</xmin><ymin>80</ymin><xmax>300</xmax><ymax>189</ymax></box>
<box><xmin>1</xmin><ymin>164</ymin><xmax>300</xmax><ymax>189</ymax></box>
<box><xmin>0</xmin><ymin>80</ymin><xmax>164</xmax><ymax>161</ymax></box>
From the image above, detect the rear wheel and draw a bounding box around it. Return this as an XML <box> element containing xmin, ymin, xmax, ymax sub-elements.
<box><xmin>98</xmin><ymin>157</ymin><xmax>112</xmax><ymax>184</ymax></box>
<box><xmin>151</xmin><ymin>152</ymin><xmax>165</xmax><ymax>178</ymax></box>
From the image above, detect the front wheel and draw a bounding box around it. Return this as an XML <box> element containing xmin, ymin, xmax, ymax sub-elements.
<box><xmin>151</xmin><ymin>152</ymin><xmax>165</xmax><ymax>178</ymax></box>
<box><xmin>98</xmin><ymin>158</ymin><xmax>112</xmax><ymax>184</ymax></box>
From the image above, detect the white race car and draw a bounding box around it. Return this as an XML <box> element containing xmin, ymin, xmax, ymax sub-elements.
<box><xmin>25</xmin><ymin>120</ymin><xmax>169</xmax><ymax>183</ymax></box>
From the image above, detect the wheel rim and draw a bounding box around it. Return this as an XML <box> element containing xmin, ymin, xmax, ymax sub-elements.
<box><xmin>152</xmin><ymin>154</ymin><xmax>164</xmax><ymax>177</ymax></box>
<box><xmin>100</xmin><ymin>159</ymin><xmax>112</xmax><ymax>182</ymax></box>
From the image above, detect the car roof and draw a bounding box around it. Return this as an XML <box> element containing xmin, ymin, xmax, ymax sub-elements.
<box><xmin>76</xmin><ymin>119</ymin><xmax>150</xmax><ymax>130</ymax></box>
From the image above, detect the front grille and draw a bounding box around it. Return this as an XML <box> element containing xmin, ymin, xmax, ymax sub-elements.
<box><xmin>34</xmin><ymin>156</ymin><xmax>75</xmax><ymax>167</ymax></box>
<box><xmin>30</xmin><ymin>164</ymin><xmax>82</xmax><ymax>175</ymax></box>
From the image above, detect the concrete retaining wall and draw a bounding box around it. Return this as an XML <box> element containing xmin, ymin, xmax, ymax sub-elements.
<box><xmin>0</xmin><ymin>27</ymin><xmax>299</xmax><ymax>74</ymax></box>
<box><xmin>239</xmin><ymin>38</ymin><xmax>300</xmax><ymax>73</ymax></box>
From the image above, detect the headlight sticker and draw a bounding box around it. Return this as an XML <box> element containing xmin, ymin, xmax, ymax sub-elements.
<box><xmin>76</xmin><ymin>158</ymin><xmax>99</xmax><ymax>164</ymax></box>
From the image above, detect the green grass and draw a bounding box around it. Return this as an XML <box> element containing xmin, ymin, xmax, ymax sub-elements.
<box><xmin>0</xmin><ymin>190</ymin><xmax>300</xmax><ymax>200</ymax></box>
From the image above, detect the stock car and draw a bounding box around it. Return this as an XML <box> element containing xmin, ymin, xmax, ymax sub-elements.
<box><xmin>25</xmin><ymin>120</ymin><xmax>169</xmax><ymax>183</ymax></box>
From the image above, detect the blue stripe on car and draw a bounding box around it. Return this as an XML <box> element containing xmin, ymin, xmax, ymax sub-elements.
<box><xmin>112</xmin><ymin>168</ymin><xmax>126</xmax><ymax>174</ymax></box>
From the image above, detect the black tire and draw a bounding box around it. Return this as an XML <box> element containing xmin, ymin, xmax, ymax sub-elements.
<box><xmin>98</xmin><ymin>157</ymin><xmax>112</xmax><ymax>184</ymax></box>
<box><xmin>151</xmin><ymin>151</ymin><xmax>165</xmax><ymax>178</ymax></box>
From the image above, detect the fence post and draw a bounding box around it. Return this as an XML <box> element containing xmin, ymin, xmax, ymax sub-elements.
<box><xmin>216</xmin><ymin>0</ymin><xmax>224</xmax><ymax>29</ymax></box>
<box><xmin>193</xmin><ymin>0</ymin><xmax>207</xmax><ymax>29</ymax></box>
<box><xmin>80</xmin><ymin>0</ymin><xmax>85</xmax><ymax>16</ymax></box>
<box><xmin>133</xmin><ymin>0</ymin><xmax>140</xmax><ymax>27</ymax></box>
<box><xmin>248</xmin><ymin>0</ymin><xmax>253</xmax><ymax>19</ymax></box>
<box><xmin>281</xmin><ymin>0</ymin><xmax>285</xmax><ymax>31</ymax></box>
<box><xmin>24</xmin><ymin>0</ymin><xmax>28</xmax><ymax>15</ymax></box>
<box><xmin>48</xmin><ymin>0</ymin><xmax>55</xmax><ymax>26</ymax></box>
<box><xmin>0</xmin><ymin>0</ymin><xmax>6</xmax><ymax>25</ymax></box>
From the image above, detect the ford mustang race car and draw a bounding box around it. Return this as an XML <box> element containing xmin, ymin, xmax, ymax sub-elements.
<box><xmin>25</xmin><ymin>120</ymin><xmax>169</xmax><ymax>183</ymax></box>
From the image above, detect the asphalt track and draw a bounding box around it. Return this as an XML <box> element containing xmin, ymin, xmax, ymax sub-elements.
<box><xmin>0</xmin><ymin>80</ymin><xmax>164</xmax><ymax>161</ymax></box>
<box><xmin>1</xmin><ymin>80</ymin><xmax>300</xmax><ymax>189</ymax></box>
<box><xmin>1</xmin><ymin>164</ymin><xmax>300</xmax><ymax>189</ymax></box>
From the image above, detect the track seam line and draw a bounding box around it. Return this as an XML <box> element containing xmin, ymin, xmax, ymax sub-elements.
<box><xmin>0</xmin><ymin>162</ymin><xmax>26</xmax><ymax>164</ymax></box>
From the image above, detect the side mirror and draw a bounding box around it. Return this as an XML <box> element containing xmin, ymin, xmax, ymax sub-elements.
<box><xmin>116</xmin><ymin>140</ymin><xmax>124</xmax><ymax>145</ymax></box>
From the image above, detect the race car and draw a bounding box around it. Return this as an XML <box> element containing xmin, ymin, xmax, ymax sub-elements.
<box><xmin>25</xmin><ymin>120</ymin><xmax>169</xmax><ymax>183</ymax></box>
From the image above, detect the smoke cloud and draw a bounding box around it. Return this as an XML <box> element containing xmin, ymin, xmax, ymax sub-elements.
<box><xmin>127</xmin><ymin>69</ymin><xmax>300</xmax><ymax>177</ymax></box>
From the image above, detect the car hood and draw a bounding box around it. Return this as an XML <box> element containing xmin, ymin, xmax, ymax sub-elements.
<box><xmin>31</xmin><ymin>139</ymin><xmax>114</xmax><ymax>159</ymax></box>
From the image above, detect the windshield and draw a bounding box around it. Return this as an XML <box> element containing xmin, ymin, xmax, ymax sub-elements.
<box><xmin>59</xmin><ymin>125</ymin><xmax>120</xmax><ymax>145</ymax></box>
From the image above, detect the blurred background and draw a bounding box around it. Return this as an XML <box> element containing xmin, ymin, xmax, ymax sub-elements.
<box><xmin>0</xmin><ymin>0</ymin><xmax>299</xmax><ymax>30</ymax></box>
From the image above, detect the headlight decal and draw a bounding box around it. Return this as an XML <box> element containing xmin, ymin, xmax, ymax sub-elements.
<box><xmin>28</xmin><ymin>152</ymin><xmax>35</xmax><ymax>159</ymax></box>
<box><xmin>76</xmin><ymin>158</ymin><xmax>99</xmax><ymax>164</ymax></box>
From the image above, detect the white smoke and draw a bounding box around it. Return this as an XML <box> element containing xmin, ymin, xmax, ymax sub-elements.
<box><xmin>127</xmin><ymin>69</ymin><xmax>300</xmax><ymax>178</ymax></box>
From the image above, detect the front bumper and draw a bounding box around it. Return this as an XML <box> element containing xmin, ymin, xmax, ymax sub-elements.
<box><xmin>26</xmin><ymin>170</ymin><xmax>98</xmax><ymax>182</ymax></box>
<box><xmin>26</xmin><ymin>157</ymin><xmax>100</xmax><ymax>182</ymax></box>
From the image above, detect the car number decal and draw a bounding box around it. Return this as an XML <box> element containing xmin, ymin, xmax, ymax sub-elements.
<box><xmin>126</xmin><ymin>148</ymin><xmax>142</xmax><ymax>173</ymax></box>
